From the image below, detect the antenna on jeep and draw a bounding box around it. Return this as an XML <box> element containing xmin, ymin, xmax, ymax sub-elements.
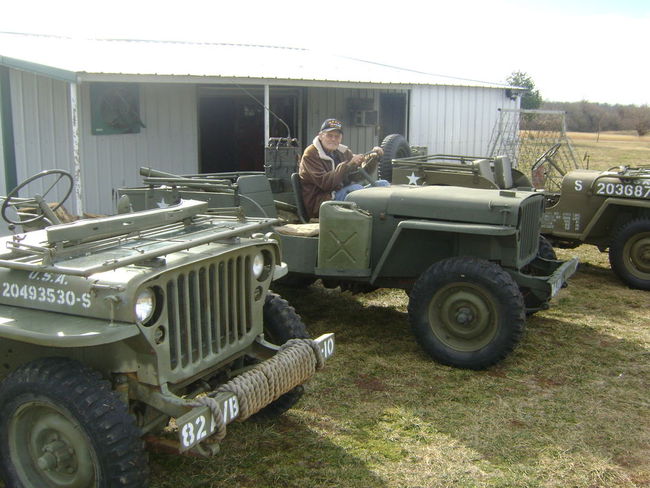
<box><xmin>235</xmin><ymin>84</ymin><xmax>292</xmax><ymax>140</ymax></box>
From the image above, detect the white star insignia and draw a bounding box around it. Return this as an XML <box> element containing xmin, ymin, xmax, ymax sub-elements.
<box><xmin>156</xmin><ymin>198</ymin><xmax>170</xmax><ymax>208</ymax></box>
<box><xmin>407</xmin><ymin>172</ymin><xmax>421</xmax><ymax>185</ymax></box>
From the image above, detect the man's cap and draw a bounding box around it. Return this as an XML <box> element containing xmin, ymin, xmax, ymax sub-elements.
<box><xmin>320</xmin><ymin>118</ymin><xmax>343</xmax><ymax>133</ymax></box>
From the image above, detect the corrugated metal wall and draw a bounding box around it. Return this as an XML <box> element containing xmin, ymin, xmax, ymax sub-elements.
<box><xmin>9</xmin><ymin>70</ymin><xmax>75</xmax><ymax>211</ymax></box>
<box><xmin>79</xmin><ymin>83</ymin><xmax>198</xmax><ymax>215</ymax></box>
<box><xmin>0</xmin><ymin>77</ymin><xmax>6</xmax><ymax>195</ymax></box>
<box><xmin>307</xmin><ymin>85</ymin><xmax>517</xmax><ymax>158</ymax></box>
<box><xmin>8</xmin><ymin>70</ymin><xmax>199</xmax><ymax>215</ymax></box>
<box><xmin>409</xmin><ymin>85</ymin><xmax>518</xmax><ymax>156</ymax></box>
<box><xmin>6</xmin><ymin>70</ymin><xmax>517</xmax><ymax>220</ymax></box>
<box><xmin>306</xmin><ymin>87</ymin><xmax>407</xmax><ymax>152</ymax></box>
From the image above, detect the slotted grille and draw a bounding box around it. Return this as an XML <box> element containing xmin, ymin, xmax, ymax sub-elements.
<box><xmin>518</xmin><ymin>196</ymin><xmax>544</xmax><ymax>263</ymax></box>
<box><xmin>165</xmin><ymin>255</ymin><xmax>253</xmax><ymax>370</ymax></box>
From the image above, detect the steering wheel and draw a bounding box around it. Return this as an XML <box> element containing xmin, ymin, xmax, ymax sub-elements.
<box><xmin>531</xmin><ymin>143</ymin><xmax>561</xmax><ymax>173</ymax></box>
<box><xmin>1</xmin><ymin>169</ymin><xmax>74</xmax><ymax>225</ymax></box>
<box><xmin>353</xmin><ymin>167</ymin><xmax>377</xmax><ymax>186</ymax></box>
<box><xmin>349</xmin><ymin>153</ymin><xmax>379</xmax><ymax>186</ymax></box>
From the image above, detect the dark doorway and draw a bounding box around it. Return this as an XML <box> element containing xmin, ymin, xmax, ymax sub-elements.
<box><xmin>199</xmin><ymin>95</ymin><xmax>263</xmax><ymax>173</ymax></box>
<box><xmin>379</xmin><ymin>93</ymin><xmax>408</xmax><ymax>141</ymax></box>
<box><xmin>198</xmin><ymin>88</ymin><xmax>300</xmax><ymax>174</ymax></box>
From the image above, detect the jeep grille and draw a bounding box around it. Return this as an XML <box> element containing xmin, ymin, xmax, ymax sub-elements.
<box><xmin>165</xmin><ymin>255</ymin><xmax>254</xmax><ymax>372</ymax></box>
<box><xmin>518</xmin><ymin>196</ymin><xmax>543</xmax><ymax>263</ymax></box>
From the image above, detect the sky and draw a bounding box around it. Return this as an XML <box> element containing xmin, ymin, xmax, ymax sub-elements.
<box><xmin>1</xmin><ymin>0</ymin><xmax>648</xmax><ymax>106</ymax></box>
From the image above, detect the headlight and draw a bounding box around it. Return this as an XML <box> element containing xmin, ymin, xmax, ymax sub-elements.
<box><xmin>252</xmin><ymin>252</ymin><xmax>266</xmax><ymax>279</ymax></box>
<box><xmin>135</xmin><ymin>288</ymin><xmax>155</xmax><ymax>323</ymax></box>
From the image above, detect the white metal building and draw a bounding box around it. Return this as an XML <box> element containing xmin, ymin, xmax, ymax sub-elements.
<box><xmin>0</xmin><ymin>32</ymin><xmax>520</xmax><ymax>215</ymax></box>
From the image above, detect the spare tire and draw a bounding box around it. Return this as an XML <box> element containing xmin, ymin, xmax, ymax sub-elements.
<box><xmin>379</xmin><ymin>134</ymin><xmax>411</xmax><ymax>182</ymax></box>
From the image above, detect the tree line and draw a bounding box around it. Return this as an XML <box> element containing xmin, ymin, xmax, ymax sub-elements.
<box><xmin>541</xmin><ymin>101</ymin><xmax>650</xmax><ymax>136</ymax></box>
<box><xmin>507</xmin><ymin>71</ymin><xmax>650</xmax><ymax>136</ymax></box>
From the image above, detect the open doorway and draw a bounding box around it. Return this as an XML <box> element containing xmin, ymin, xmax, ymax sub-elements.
<box><xmin>379</xmin><ymin>92</ymin><xmax>408</xmax><ymax>142</ymax></box>
<box><xmin>198</xmin><ymin>87</ymin><xmax>301</xmax><ymax>173</ymax></box>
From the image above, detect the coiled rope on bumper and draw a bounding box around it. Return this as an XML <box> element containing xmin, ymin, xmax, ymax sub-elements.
<box><xmin>188</xmin><ymin>338</ymin><xmax>325</xmax><ymax>443</ymax></box>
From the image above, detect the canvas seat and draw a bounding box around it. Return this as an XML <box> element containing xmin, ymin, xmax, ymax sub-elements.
<box><xmin>274</xmin><ymin>222</ymin><xmax>320</xmax><ymax>237</ymax></box>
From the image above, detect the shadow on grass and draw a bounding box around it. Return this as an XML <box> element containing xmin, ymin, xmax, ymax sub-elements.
<box><xmin>148</xmin><ymin>413</ymin><xmax>389</xmax><ymax>488</ymax></box>
<box><xmin>269</xmin><ymin>281</ymin><xmax>649</xmax><ymax>486</ymax></box>
<box><xmin>275</xmin><ymin>283</ymin><xmax>417</xmax><ymax>363</ymax></box>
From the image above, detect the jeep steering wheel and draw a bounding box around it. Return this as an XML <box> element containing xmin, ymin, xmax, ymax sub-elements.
<box><xmin>531</xmin><ymin>143</ymin><xmax>562</xmax><ymax>173</ymax></box>
<box><xmin>1</xmin><ymin>169</ymin><xmax>74</xmax><ymax>225</ymax></box>
<box><xmin>353</xmin><ymin>166</ymin><xmax>377</xmax><ymax>186</ymax></box>
<box><xmin>349</xmin><ymin>153</ymin><xmax>379</xmax><ymax>186</ymax></box>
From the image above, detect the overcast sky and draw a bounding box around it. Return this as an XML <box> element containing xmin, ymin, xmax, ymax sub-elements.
<box><xmin>1</xmin><ymin>0</ymin><xmax>648</xmax><ymax>106</ymax></box>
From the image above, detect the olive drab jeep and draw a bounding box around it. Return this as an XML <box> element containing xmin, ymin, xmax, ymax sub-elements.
<box><xmin>0</xmin><ymin>170</ymin><xmax>335</xmax><ymax>488</ymax></box>
<box><xmin>389</xmin><ymin>138</ymin><xmax>650</xmax><ymax>290</ymax></box>
<box><xmin>119</xmin><ymin>152</ymin><xmax>578</xmax><ymax>371</ymax></box>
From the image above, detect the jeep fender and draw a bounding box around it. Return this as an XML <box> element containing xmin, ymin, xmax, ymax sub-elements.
<box><xmin>370</xmin><ymin>220</ymin><xmax>516</xmax><ymax>284</ymax></box>
<box><xmin>580</xmin><ymin>198</ymin><xmax>650</xmax><ymax>242</ymax></box>
<box><xmin>0</xmin><ymin>304</ymin><xmax>139</xmax><ymax>347</ymax></box>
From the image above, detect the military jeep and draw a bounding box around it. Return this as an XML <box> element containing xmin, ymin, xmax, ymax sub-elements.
<box><xmin>390</xmin><ymin>141</ymin><xmax>650</xmax><ymax>290</ymax></box>
<box><xmin>119</xmin><ymin>162</ymin><xmax>577</xmax><ymax>371</ymax></box>
<box><xmin>0</xmin><ymin>170</ymin><xmax>334</xmax><ymax>488</ymax></box>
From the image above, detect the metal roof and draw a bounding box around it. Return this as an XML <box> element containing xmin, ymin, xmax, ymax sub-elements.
<box><xmin>0</xmin><ymin>32</ymin><xmax>510</xmax><ymax>90</ymax></box>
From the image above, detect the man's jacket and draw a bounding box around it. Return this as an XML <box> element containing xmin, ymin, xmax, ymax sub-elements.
<box><xmin>298</xmin><ymin>136</ymin><xmax>355</xmax><ymax>218</ymax></box>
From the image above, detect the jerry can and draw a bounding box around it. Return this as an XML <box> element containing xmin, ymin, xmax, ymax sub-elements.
<box><xmin>316</xmin><ymin>201</ymin><xmax>372</xmax><ymax>276</ymax></box>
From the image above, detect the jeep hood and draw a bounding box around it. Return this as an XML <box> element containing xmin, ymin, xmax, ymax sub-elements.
<box><xmin>346</xmin><ymin>185</ymin><xmax>540</xmax><ymax>227</ymax></box>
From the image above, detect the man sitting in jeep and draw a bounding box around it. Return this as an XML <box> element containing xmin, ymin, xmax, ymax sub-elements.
<box><xmin>298</xmin><ymin>118</ymin><xmax>387</xmax><ymax>218</ymax></box>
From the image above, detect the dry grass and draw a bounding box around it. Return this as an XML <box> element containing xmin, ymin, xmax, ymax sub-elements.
<box><xmin>147</xmin><ymin>133</ymin><xmax>650</xmax><ymax>487</ymax></box>
<box><xmin>150</xmin><ymin>270</ymin><xmax>649</xmax><ymax>488</ymax></box>
<box><xmin>568</xmin><ymin>131</ymin><xmax>650</xmax><ymax>144</ymax></box>
<box><xmin>567</xmin><ymin>131</ymin><xmax>650</xmax><ymax>170</ymax></box>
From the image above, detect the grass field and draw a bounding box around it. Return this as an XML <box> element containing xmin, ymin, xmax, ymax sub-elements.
<box><xmin>568</xmin><ymin>131</ymin><xmax>650</xmax><ymax>170</ymax></box>
<box><xmin>149</xmin><ymin>133</ymin><xmax>650</xmax><ymax>488</ymax></box>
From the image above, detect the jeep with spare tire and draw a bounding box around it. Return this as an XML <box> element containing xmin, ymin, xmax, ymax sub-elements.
<box><xmin>389</xmin><ymin>140</ymin><xmax>650</xmax><ymax>290</ymax></box>
<box><xmin>119</xmin><ymin>157</ymin><xmax>578</xmax><ymax>371</ymax></box>
<box><xmin>0</xmin><ymin>169</ymin><xmax>335</xmax><ymax>488</ymax></box>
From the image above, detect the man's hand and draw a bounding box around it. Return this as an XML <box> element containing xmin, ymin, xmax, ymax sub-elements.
<box><xmin>372</xmin><ymin>146</ymin><xmax>384</xmax><ymax>157</ymax></box>
<box><xmin>347</xmin><ymin>154</ymin><xmax>364</xmax><ymax>169</ymax></box>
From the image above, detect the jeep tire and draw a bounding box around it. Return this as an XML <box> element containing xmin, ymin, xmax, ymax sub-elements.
<box><xmin>609</xmin><ymin>218</ymin><xmax>650</xmax><ymax>290</ymax></box>
<box><xmin>379</xmin><ymin>134</ymin><xmax>411</xmax><ymax>182</ymax></box>
<box><xmin>0</xmin><ymin>357</ymin><xmax>148</xmax><ymax>488</ymax></box>
<box><xmin>408</xmin><ymin>257</ymin><xmax>526</xmax><ymax>369</ymax></box>
<box><xmin>538</xmin><ymin>235</ymin><xmax>557</xmax><ymax>260</ymax></box>
<box><xmin>252</xmin><ymin>292</ymin><xmax>310</xmax><ymax>419</ymax></box>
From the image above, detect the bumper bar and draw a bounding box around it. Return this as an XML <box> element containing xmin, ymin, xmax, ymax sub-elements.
<box><xmin>175</xmin><ymin>333</ymin><xmax>335</xmax><ymax>453</ymax></box>
<box><xmin>509</xmin><ymin>256</ymin><xmax>579</xmax><ymax>313</ymax></box>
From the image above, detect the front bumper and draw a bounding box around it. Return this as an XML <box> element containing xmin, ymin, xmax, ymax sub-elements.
<box><xmin>509</xmin><ymin>256</ymin><xmax>579</xmax><ymax>313</ymax></box>
<box><xmin>173</xmin><ymin>333</ymin><xmax>335</xmax><ymax>453</ymax></box>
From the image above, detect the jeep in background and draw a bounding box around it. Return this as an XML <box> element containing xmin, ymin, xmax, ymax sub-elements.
<box><xmin>389</xmin><ymin>139</ymin><xmax>650</xmax><ymax>290</ymax></box>
<box><xmin>0</xmin><ymin>170</ymin><xmax>334</xmax><ymax>488</ymax></box>
<box><xmin>119</xmin><ymin>158</ymin><xmax>578</xmax><ymax>371</ymax></box>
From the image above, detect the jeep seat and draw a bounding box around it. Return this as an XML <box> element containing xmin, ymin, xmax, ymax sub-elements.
<box><xmin>237</xmin><ymin>174</ymin><xmax>278</xmax><ymax>218</ymax></box>
<box><xmin>290</xmin><ymin>173</ymin><xmax>309</xmax><ymax>224</ymax></box>
<box><xmin>493</xmin><ymin>156</ymin><xmax>514</xmax><ymax>189</ymax></box>
<box><xmin>474</xmin><ymin>159</ymin><xmax>495</xmax><ymax>184</ymax></box>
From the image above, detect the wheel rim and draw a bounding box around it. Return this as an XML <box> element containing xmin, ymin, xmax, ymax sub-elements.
<box><xmin>427</xmin><ymin>282</ymin><xmax>499</xmax><ymax>352</ymax></box>
<box><xmin>9</xmin><ymin>400</ymin><xmax>97</xmax><ymax>488</ymax></box>
<box><xmin>623</xmin><ymin>231</ymin><xmax>650</xmax><ymax>279</ymax></box>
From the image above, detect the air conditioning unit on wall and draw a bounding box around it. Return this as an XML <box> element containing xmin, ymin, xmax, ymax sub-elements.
<box><xmin>347</xmin><ymin>98</ymin><xmax>377</xmax><ymax>127</ymax></box>
<box><xmin>353</xmin><ymin>110</ymin><xmax>378</xmax><ymax>127</ymax></box>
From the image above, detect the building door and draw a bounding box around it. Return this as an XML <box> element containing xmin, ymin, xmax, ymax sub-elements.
<box><xmin>379</xmin><ymin>93</ymin><xmax>408</xmax><ymax>142</ymax></box>
<box><xmin>198</xmin><ymin>87</ymin><xmax>300</xmax><ymax>174</ymax></box>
